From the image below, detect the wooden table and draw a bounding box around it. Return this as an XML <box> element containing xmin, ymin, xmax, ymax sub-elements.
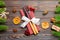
<box><xmin>0</xmin><ymin>0</ymin><xmax>59</xmax><ymax>40</ymax></box>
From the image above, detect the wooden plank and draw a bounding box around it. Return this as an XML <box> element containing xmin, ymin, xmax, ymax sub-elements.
<box><xmin>0</xmin><ymin>1</ymin><xmax>59</xmax><ymax>40</ymax></box>
<box><xmin>4</xmin><ymin>0</ymin><xmax>58</xmax><ymax>1</ymax></box>
<box><xmin>5</xmin><ymin>1</ymin><xmax>58</xmax><ymax>11</ymax></box>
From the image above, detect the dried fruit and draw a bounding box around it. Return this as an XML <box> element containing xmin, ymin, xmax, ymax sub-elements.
<box><xmin>13</xmin><ymin>16</ymin><xmax>21</xmax><ymax>24</ymax></box>
<box><xmin>41</xmin><ymin>21</ymin><xmax>49</xmax><ymax>29</ymax></box>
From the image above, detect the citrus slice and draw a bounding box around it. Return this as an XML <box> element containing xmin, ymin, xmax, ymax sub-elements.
<box><xmin>13</xmin><ymin>16</ymin><xmax>21</xmax><ymax>24</ymax></box>
<box><xmin>41</xmin><ymin>21</ymin><xmax>49</xmax><ymax>29</ymax></box>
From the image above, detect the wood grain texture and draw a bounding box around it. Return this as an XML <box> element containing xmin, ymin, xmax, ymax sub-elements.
<box><xmin>4</xmin><ymin>0</ymin><xmax>58</xmax><ymax>1</ymax></box>
<box><xmin>0</xmin><ymin>1</ymin><xmax>59</xmax><ymax>40</ymax></box>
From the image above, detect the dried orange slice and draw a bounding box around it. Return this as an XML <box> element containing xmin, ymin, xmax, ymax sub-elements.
<box><xmin>41</xmin><ymin>21</ymin><xmax>49</xmax><ymax>29</ymax></box>
<box><xmin>13</xmin><ymin>16</ymin><xmax>21</xmax><ymax>24</ymax></box>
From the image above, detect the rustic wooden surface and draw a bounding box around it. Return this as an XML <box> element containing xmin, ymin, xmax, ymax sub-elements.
<box><xmin>0</xmin><ymin>0</ymin><xmax>59</xmax><ymax>40</ymax></box>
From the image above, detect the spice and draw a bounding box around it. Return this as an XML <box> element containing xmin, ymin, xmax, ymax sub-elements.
<box><xmin>12</xmin><ymin>7</ymin><xmax>17</xmax><ymax>13</ymax></box>
<box><xmin>43</xmin><ymin>10</ymin><xmax>48</xmax><ymax>15</ymax></box>
<box><xmin>50</xmin><ymin>17</ymin><xmax>56</xmax><ymax>23</ymax></box>
<box><xmin>13</xmin><ymin>28</ymin><xmax>17</xmax><ymax>33</ymax></box>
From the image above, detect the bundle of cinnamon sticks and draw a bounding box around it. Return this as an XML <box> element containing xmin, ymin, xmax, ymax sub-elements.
<box><xmin>20</xmin><ymin>6</ymin><xmax>40</xmax><ymax>36</ymax></box>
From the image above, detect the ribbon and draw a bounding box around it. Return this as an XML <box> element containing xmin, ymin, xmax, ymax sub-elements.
<box><xmin>52</xmin><ymin>25</ymin><xmax>60</xmax><ymax>32</ymax></box>
<box><xmin>20</xmin><ymin>16</ymin><xmax>40</xmax><ymax>28</ymax></box>
<box><xmin>0</xmin><ymin>12</ymin><xmax>9</xmax><ymax>19</ymax></box>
